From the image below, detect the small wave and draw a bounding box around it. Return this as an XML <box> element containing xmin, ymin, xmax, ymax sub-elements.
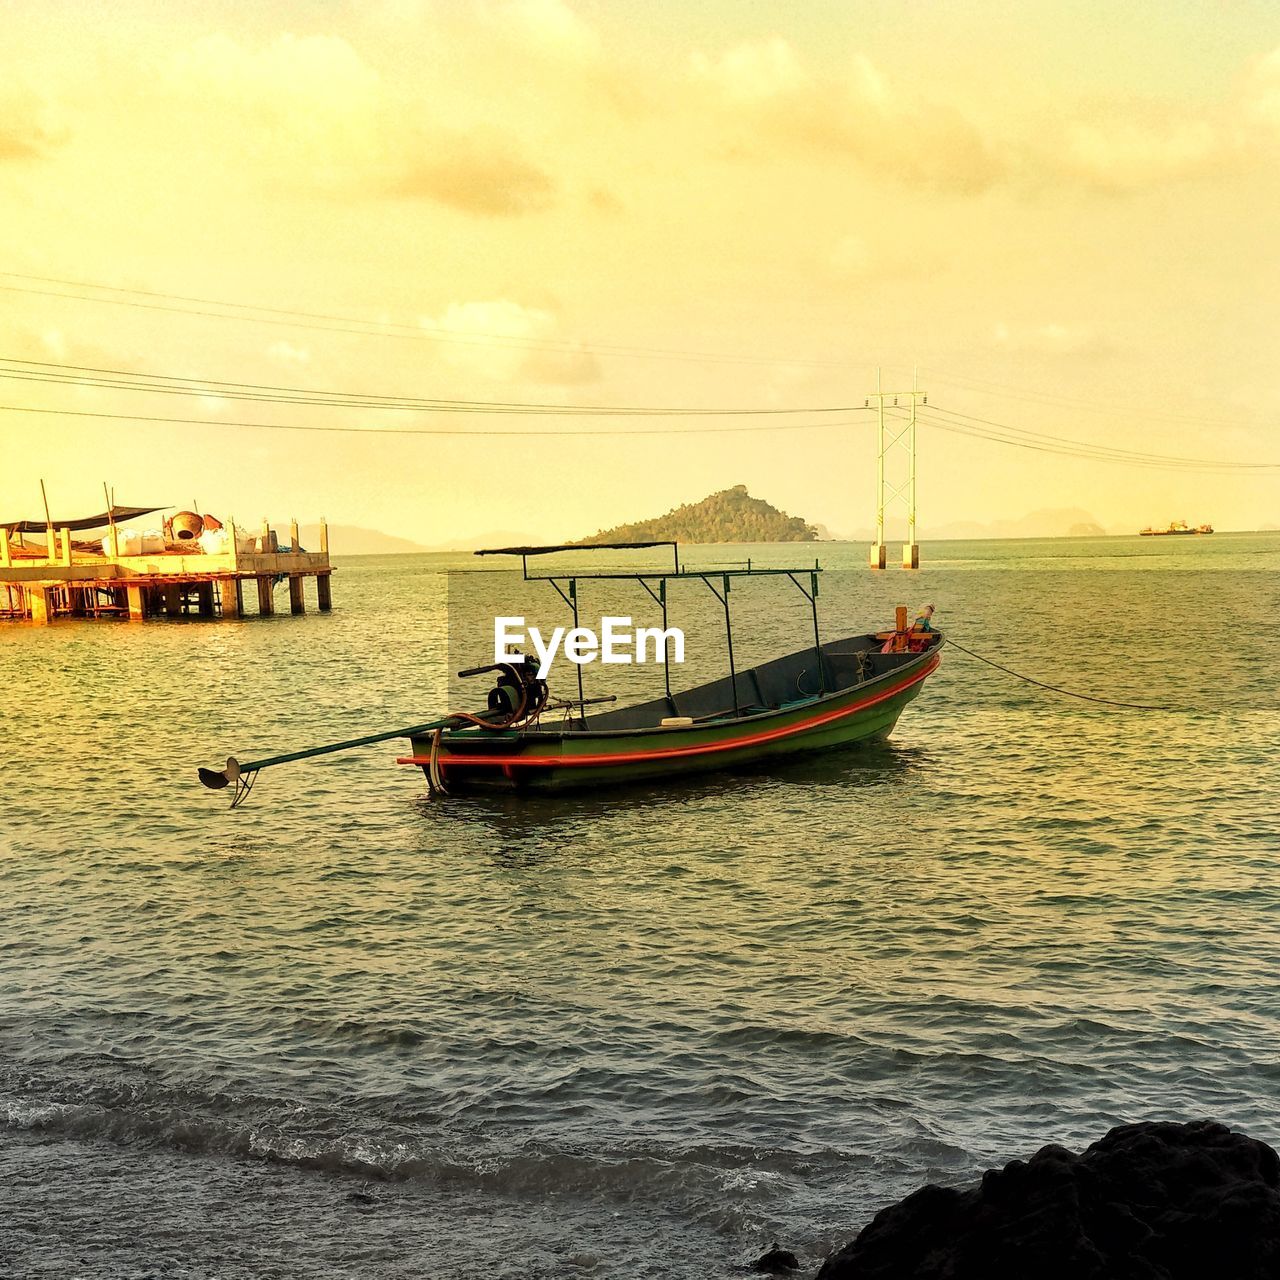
<box><xmin>711</xmin><ymin>1023</ymin><xmax>870</xmax><ymax>1052</ymax></box>
<box><xmin>289</xmin><ymin>1015</ymin><xmax>434</xmax><ymax>1049</ymax></box>
<box><xmin>0</xmin><ymin>1085</ymin><xmax>799</xmax><ymax>1214</ymax></box>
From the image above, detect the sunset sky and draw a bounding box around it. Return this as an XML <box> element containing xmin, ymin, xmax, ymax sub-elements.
<box><xmin>2</xmin><ymin>0</ymin><xmax>1277</xmax><ymax>543</ymax></box>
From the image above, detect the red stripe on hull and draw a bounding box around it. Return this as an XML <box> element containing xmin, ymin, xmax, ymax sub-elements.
<box><xmin>397</xmin><ymin>654</ymin><xmax>940</xmax><ymax>770</ymax></box>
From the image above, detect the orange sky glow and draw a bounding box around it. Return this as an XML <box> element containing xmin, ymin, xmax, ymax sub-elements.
<box><xmin>2</xmin><ymin>1</ymin><xmax>1278</xmax><ymax>542</ymax></box>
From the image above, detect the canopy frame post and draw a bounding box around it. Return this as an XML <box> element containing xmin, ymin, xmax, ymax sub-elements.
<box><xmin>784</xmin><ymin>568</ymin><xmax>826</xmax><ymax>696</ymax></box>
<box><xmin>696</xmin><ymin>573</ymin><xmax>739</xmax><ymax>717</ymax></box>
<box><xmin>546</xmin><ymin>575</ymin><xmax>587</xmax><ymax>727</ymax></box>
<box><xmin>637</xmin><ymin>577</ymin><xmax>673</xmax><ymax>703</ymax></box>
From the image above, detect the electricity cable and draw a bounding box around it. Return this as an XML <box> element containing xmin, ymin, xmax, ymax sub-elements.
<box><xmin>0</xmin><ymin>357</ymin><xmax>864</xmax><ymax>417</ymax></box>
<box><xmin>0</xmin><ymin>401</ymin><xmax>869</xmax><ymax>437</ymax></box>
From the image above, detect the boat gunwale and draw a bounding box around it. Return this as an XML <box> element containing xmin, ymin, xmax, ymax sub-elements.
<box><xmin>421</xmin><ymin>632</ymin><xmax>942</xmax><ymax>745</ymax></box>
<box><xmin>399</xmin><ymin>640</ymin><xmax>941</xmax><ymax>771</ymax></box>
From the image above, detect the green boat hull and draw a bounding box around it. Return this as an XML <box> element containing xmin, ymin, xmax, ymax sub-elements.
<box><xmin>402</xmin><ymin>635</ymin><xmax>941</xmax><ymax>794</ymax></box>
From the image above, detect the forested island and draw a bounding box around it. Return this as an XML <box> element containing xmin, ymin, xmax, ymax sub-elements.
<box><xmin>577</xmin><ymin>485</ymin><xmax>818</xmax><ymax>544</ymax></box>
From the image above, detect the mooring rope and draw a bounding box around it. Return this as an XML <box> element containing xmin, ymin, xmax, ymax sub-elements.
<box><xmin>942</xmin><ymin>636</ymin><xmax>1176</xmax><ymax>711</ymax></box>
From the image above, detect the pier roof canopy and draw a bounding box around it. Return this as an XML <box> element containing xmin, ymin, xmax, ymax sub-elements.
<box><xmin>2</xmin><ymin>505</ymin><xmax>165</xmax><ymax>533</ymax></box>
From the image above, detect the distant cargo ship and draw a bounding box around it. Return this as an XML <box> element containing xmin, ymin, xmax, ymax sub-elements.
<box><xmin>1139</xmin><ymin>520</ymin><xmax>1214</xmax><ymax>536</ymax></box>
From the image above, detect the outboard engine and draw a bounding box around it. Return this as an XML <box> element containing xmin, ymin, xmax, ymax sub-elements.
<box><xmin>458</xmin><ymin>654</ymin><xmax>548</xmax><ymax>726</ymax></box>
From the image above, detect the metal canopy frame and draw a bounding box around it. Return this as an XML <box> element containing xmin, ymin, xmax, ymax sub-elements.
<box><xmin>474</xmin><ymin>543</ymin><xmax>825</xmax><ymax>722</ymax></box>
<box><xmin>476</xmin><ymin>540</ymin><xmax>682</xmax><ymax>577</ymax></box>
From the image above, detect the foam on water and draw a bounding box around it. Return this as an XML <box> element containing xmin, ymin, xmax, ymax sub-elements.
<box><xmin>2</xmin><ymin>534</ymin><xmax>1278</xmax><ymax>1276</ymax></box>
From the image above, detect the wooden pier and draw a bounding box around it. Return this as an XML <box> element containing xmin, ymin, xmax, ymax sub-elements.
<box><xmin>0</xmin><ymin>518</ymin><xmax>333</xmax><ymax>624</ymax></box>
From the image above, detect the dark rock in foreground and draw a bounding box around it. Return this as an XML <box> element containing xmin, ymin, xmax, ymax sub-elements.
<box><xmin>751</xmin><ymin>1243</ymin><xmax>800</xmax><ymax>1272</ymax></box>
<box><xmin>819</xmin><ymin>1120</ymin><xmax>1280</xmax><ymax>1279</ymax></box>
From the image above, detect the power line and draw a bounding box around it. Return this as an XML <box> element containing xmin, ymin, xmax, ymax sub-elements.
<box><xmin>915</xmin><ymin>412</ymin><xmax>1221</xmax><ymax>471</ymax></box>
<box><xmin>923</xmin><ymin>405</ymin><xmax>1263</xmax><ymax>468</ymax></box>
<box><xmin>0</xmin><ymin>356</ymin><xmax>863</xmax><ymax>417</ymax></box>
<box><xmin>0</xmin><ymin>401</ymin><xmax>867</xmax><ymax>437</ymax></box>
<box><xmin>4</xmin><ymin>272</ymin><xmax>1268</xmax><ymax>444</ymax></box>
<box><xmin>0</xmin><ymin>272</ymin><xmax>868</xmax><ymax>372</ymax></box>
<box><xmin>924</xmin><ymin>406</ymin><xmax>1279</xmax><ymax>469</ymax></box>
<box><xmin>912</xmin><ymin>409</ymin><xmax>1277</xmax><ymax>471</ymax></box>
<box><xmin>917</xmin><ymin>364</ymin><xmax>1257</xmax><ymax>432</ymax></box>
<box><xmin>3</xmin><ymin>356</ymin><xmax>1254</xmax><ymax>460</ymax></box>
<box><xmin>3</xmin><ymin>373</ymin><xmax>1272</xmax><ymax>467</ymax></box>
<box><xmin>0</xmin><ymin>328</ymin><xmax>1272</xmax><ymax>468</ymax></box>
<box><xmin>5</xmin><ymin>394</ymin><xmax>1271</xmax><ymax>471</ymax></box>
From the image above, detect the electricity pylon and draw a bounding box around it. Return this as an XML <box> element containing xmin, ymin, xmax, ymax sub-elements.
<box><xmin>867</xmin><ymin>368</ymin><xmax>925</xmax><ymax>569</ymax></box>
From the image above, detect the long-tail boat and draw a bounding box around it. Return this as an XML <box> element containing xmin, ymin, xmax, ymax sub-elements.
<box><xmin>198</xmin><ymin>542</ymin><xmax>941</xmax><ymax>805</ymax></box>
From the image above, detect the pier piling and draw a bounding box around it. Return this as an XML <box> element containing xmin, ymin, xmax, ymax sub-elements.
<box><xmin>289</xmin><ymin>575</ymin><xmax>305</xmax><ymax>615</ymax></box>
<box><xmin>218</xmin><ymin>578</ymin><xmax>241</xmax><ymax>618</ymax></box>
<box><xmin>29</xmin><ymin>587</ymin><xmax>54</xmax><ymax>625</ymax></box>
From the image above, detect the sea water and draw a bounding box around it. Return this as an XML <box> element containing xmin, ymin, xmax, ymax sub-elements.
<box><xmin>2</xmin><ymin>533</ymin><xmax>1277</xmax><ymax>1277</ymax></box>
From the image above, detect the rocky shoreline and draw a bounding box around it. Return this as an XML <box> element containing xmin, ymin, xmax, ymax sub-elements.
<box><xmin>755</xmin><ymin>1121</ymin><xmax>1280</xmax><ymax>1279</ymax></box>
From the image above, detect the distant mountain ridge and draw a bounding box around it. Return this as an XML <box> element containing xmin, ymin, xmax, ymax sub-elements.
<box><xmin>291</xmin><ymin>524</ymin><xmax>431</xmax><ymax>555</ymax></box>
<box><xmin>576</xmin><ymin>485</ymin><xmax>818</xmax><ymax>544</ymax></box>
<box><xmin>826</xmin><ymin>508</ymin><xmax>1115</xmax><ymax>541</ymax></box>
<box><xmin>924</xmin><ymin>508</ymin><xmax>1112</xmax><ymax>540</ymax></box>
<box><xmin>423</xmin><ymin>529</ymin><xmax>537</xmax><ymax>552</ymax></box>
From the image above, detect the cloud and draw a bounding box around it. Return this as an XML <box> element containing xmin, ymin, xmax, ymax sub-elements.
<box><xmin>1243</xmin><ymin>46</ymin><xmax>1280</xmax><ymax>127</ymax></box>
<box><xmin>690</xmin><ymin>36</ymin><xmax>805</xmax><ymax>104</ymax></box>
<box><xmin>692</xmin><ymin>39</ymin><xmax>1005</xmax><ymax>195</ymax></box>
<box><xmin>521</xmin><ymin>341</ymin><xmax>600</xmax><ymax>385</ymax></box>
<box><xmin>169</xmin><ymin>32</ymin><xmax>379</xmax><ymax>108</ymax></box>
<box><xmin>1049</xmin><ymin>108</ymin><xmax>1230</xmax><ymax>193</ymax></box>
<box><xmin>693</xmin><ymin>37</ymin><xmax>1280</xmax><ymax>199</ymax></box>
<box><xmin>479</xmin><ymin>0</ymin><xmax>648</xmax><ymax>117</ymax></box>
<box><xmin>162</xmin><ymin>31</ymin><xmax>385</xmax><ymax>191</ymax></box>
<box><xmin>392</xmin><ymin>132</ymin><xmax>555</xmax><ymax>215</ymax></box>
<box><xmin>586</xmin><ymin>186</ymin><xmax>624</xmax><ymax>215</ymax></box>
<box><xmin>4</xmin><ymin>326</ymin><xmax>122</xmax><ymax>368</ymax></box>
<box><xmin>992</xmin><ymin>322</ymin><xmax>1114</xmax><ymax>359</ymax></box>
<box><xmin>0</xmin><ymin>86</ymin><xmax>68</xmax><ymax>160</ymax></box>
<box><xmin>267</xmin><ymin>341</ymin><xmax>311</xmax><ymax>366</ymax></box>
<box><xmin>162</xmin><ymin>32</ymin><xmax>555</xmax><ymax>215</ymax></box>
<box><xmin>829</xmin><ymin>234</ymin><xmax>946</xmax><ymax>283</ymax></box>
<box><xmin>481</xmin><ymin>0</ymin><xmax>601</xmax><ymax>64</ymax></box>
<box><xmin>418</xmin><ymin>300</ymin><xmax>600</xmax><ymax>384</ymax></box>
<box><xmin>1034</xmin><ymin>44</ymin><xmax>1280</xmax><ymax>193</ymax></box>
<box><xmin>168</xmin><ymin>32</ymin><xmax>382</xmax><ymax>145</ymax></box>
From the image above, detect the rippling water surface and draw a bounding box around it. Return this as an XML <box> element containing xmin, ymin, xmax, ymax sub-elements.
<box><xmin>3</xmin><ymin>534</ymin><xmax>1278</xmax><ymax>1277</ymax></box>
